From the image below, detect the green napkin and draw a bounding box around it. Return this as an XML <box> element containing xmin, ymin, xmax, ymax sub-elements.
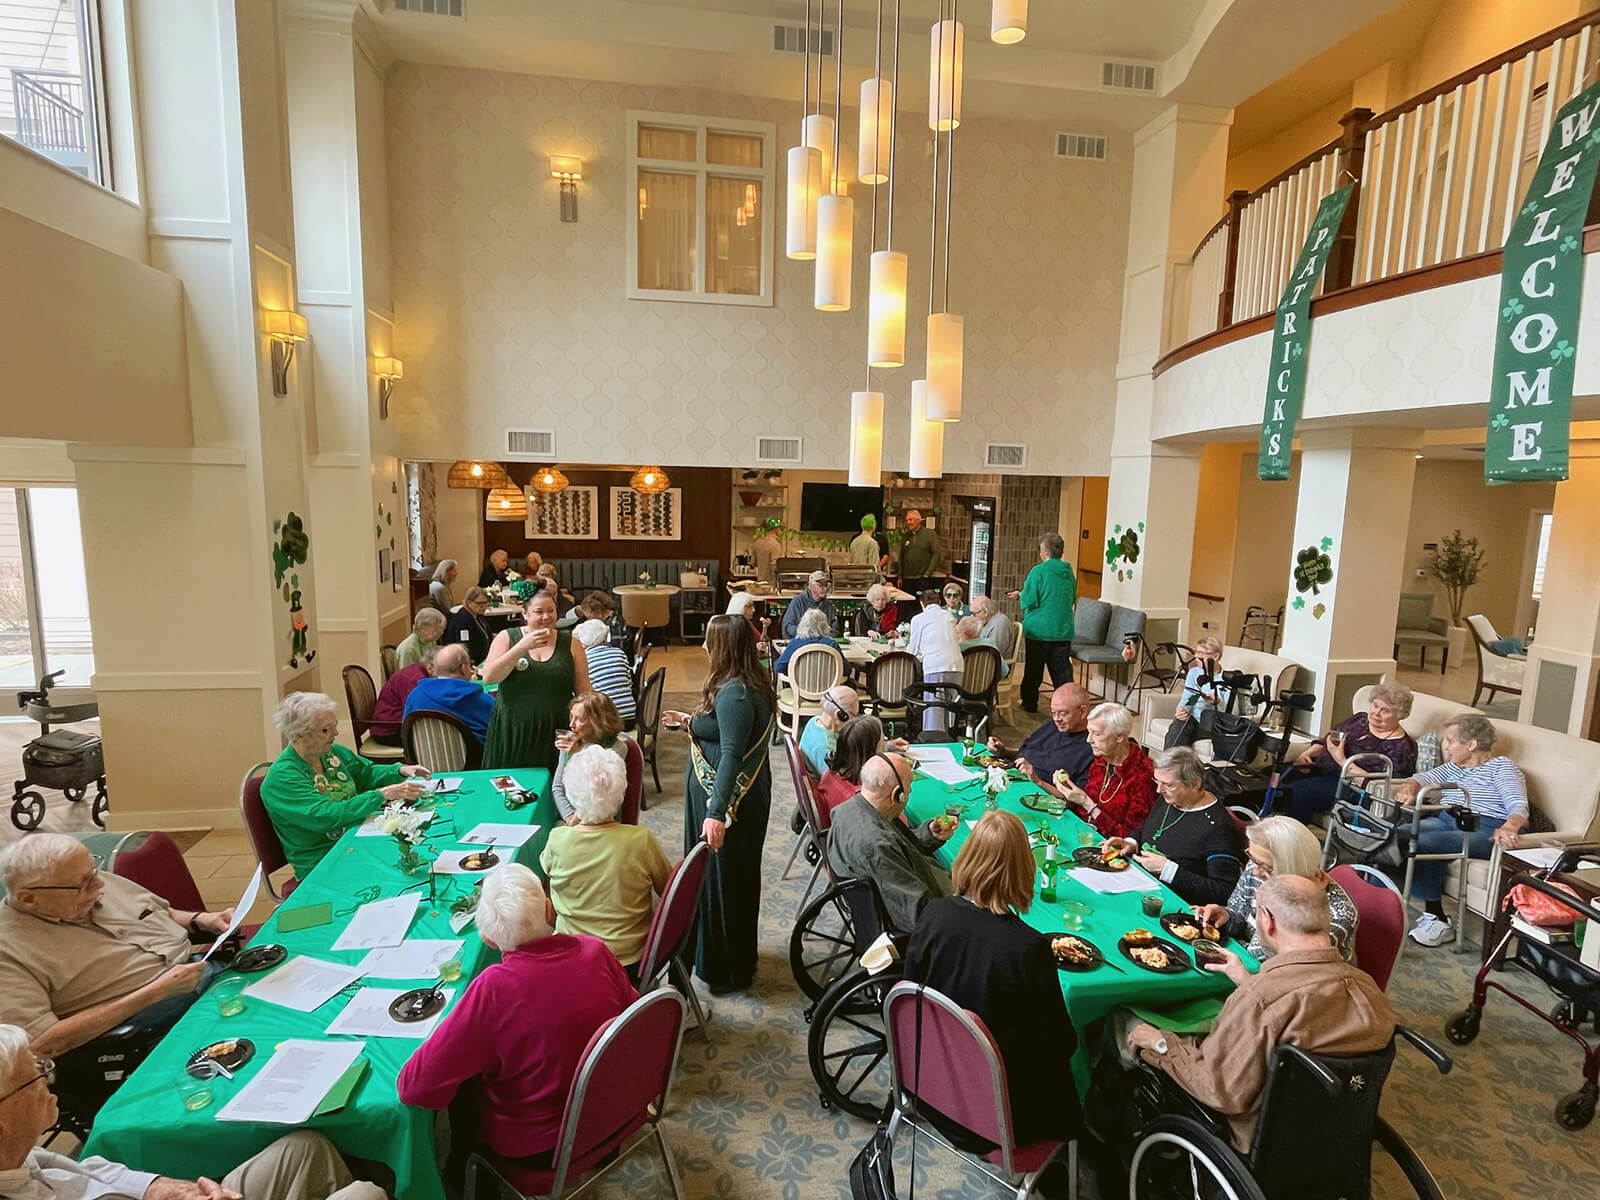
<box><xmin>312</xmin><ymin>1056</ymin><xmax>369</xmax><ymax>1116</ymax></box>
<box><xmin>1126</xmin><ymin>995</ymin><xmax>1225</xmax><ymax>1035</ymax></box>
<box><xmin>277</xmin><ymin>902</ymin><xmax>333</xmax><ymax>932</ymax></box>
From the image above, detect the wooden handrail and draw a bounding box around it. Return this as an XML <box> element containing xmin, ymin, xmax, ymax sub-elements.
<box><xmin>1238</xmin><ymin>137</ymin><xmax>1340</xmax><ymax>211</ymax></box>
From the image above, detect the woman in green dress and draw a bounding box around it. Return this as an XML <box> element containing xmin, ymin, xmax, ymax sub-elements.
<box><xmin>481</xmin><ymin>589</ymin><xmax>591</xmax><ymax>770</ymax></box>
<box><xmin>261</xmin><ymin>691</ymin><xmax>432</xmax><ymax>878</ymax></box>
<box><xmin>662</xmin><ymin>615</ymin><xmax>775</xmax><ymax>993</ymax></box>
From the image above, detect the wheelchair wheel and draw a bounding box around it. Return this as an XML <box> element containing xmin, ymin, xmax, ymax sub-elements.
<box><xmin>790</xmin><ymin>882</ymin><xmax>859</xmax><ymax>1002</ymax></box>
<box><xmin>1444</xmin><ymin>1008</ymin><xmax>1480</xmax><ymax>1045</ymax></box>
<box><xmin>1129</xmin><ymin>1115</ymin><xmax>1264</xmax><ymax>1200</ymax></box>
<box><xmin>808</xmin><ymin>969</ymin><xmax>896</xmax><ymax>1120</ymax></box>
<box><xmin>1556</xmin><ymin>1085</ymin><xmax>1597</xmax><ymax>1131</ymax></box>
<box><xmin>92</xmin><ymin>781</ymin><xmax>109</xmax><ymax>828</ymax></box>
<box><xmin>11</xmin><ymin>789</ymin><xmax>45</xmax><ymax>832</ymax></box>
<box><xmin>1373</xmin><ymin>1116</ymin><xmax>1446</xmax><ymax>1199</ymax></box>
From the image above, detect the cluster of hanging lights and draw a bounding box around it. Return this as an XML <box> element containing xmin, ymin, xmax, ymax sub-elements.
<box><xmin>782</xmin><ymin>1</ymin><xmax>1024</xmax><ymax>484</ymax></box>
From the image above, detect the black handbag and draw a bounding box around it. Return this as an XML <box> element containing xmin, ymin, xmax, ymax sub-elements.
<box><xmin>848</xmin><ymin>984</ymin><xmax>924</xmax><ymax>1200</ymax></box>
<box><xmin>1209</xmin><ymin>711</ymin><xmax>1264</xmax><ymax>764</ymax></box>
<box><xmin>1163</xmin><ymin>707</ymin><xmax>1215</xmax><ymax>750</ymax></box>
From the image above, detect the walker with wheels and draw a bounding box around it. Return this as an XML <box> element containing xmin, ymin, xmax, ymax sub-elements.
<box><xmin>11</xmin><ymin>669</ymin><xmax>107</xmax><ymax>831</ymax></box>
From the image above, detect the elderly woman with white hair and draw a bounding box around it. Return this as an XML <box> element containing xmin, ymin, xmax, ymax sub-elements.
<box><xmin>540</xmin><ymin>745</ymin><xmax>672</xmax><ymax>979</ymax></box>
<box><xmin>572</xmin><ymin>618</ymin><xmax>635</xmax><ymax>723</ymax></box>
<box><xmin>1106</xmin><ymin>746</ymin><xmax>1244</xmax><ymax>906</ymax></box>
<box><xmin>399</xmin><ymin>863</ymin><xmax>635</xmax><ymax>1177</ymax></box>
<box><xmin>1195</xmin><ymin>815</ymin><xmax>1358</xmax><ymax>962</ymax></box>
<box><xmin>957</xmin><ymin>613</ymin><xmax>1011</xmax><ymax>678</ymax></box>
<box><xmin>428</xmin><ymin>559</ymin><xmax>459</xmax><ymax>612</ymax></box>
<box><xmin>396</xmin><ymin>607</ymin><xmax>446</xmax><ymax>669</ymax></box>
<box><xmin>1282</xmin><ymin>681</ymin><xmax>1417</xmax><ymax>823</ymax></box>
<box><xmin>797</xmin><ymin>682</ymin><xmax>859</xmax><ymax>777</ymax></box>
<box><xmin>775</xmin><ymin>606</ymin><xmax>836</xmax><ymax>675</ymax></box>
<box><xmin>260</xmin><ymin>692</ymin><xmax>431</xmax><ymax>878</ymax></box>
<box><xmin>1033</xmin><ymin>701</ymin><xmax>1157</xmax><ymax>840</ymax></box>
<box><xmin>852</xmin><ymin>582</ymin><xmax>899</xmax><ymax>638</ymax></box>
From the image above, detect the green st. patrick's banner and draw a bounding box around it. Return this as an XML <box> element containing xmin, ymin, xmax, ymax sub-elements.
<box><xmin>1486</xmin><ymin>80</ymin><xmax>1600</xmax><ymax>483</ymax></box>
<box><xmin>1257</xmin><ymin>184</ymin><xmax>1354</xmax><ymax>481</ymax></box>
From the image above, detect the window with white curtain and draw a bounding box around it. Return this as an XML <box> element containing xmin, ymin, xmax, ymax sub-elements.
<box><xmin>627</xmin><ymin>112</ymin><xmax>775</xmax><ymax>306</ymax></box>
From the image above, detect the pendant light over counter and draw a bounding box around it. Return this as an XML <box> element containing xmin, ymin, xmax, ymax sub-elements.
<box><xmin>864</xmin><ymin>0</ymin><xmax>906</xmax><ymax>369</ymax></box>
<box><xmin>814</xmin><ymin>0</ymin><xmax>853</xmax><ymax>312</ymax></box>
<box><xmin>848</xmin><ymin>391</ymin><xmax>885</xmax><ymax>486</ymax></box>
<box><xmin>923</xmin><ymin>1</ymin><xmax>964</xmax><ymax>424</ymax></box>
<box><xmin>929</xmin><ymin>10</ymin><xmax>964</xmax><ymax>131</ymax></box>
<box><xmin>785</xmin><ymin>0</ymin><xmax>824</xmax><ymax>260</ymax></box>
<box><xmin>908</xmin><ymin>381</ymin><xmax>945</xmax><ymax>477</ymax></box>
<box><xmin>531</xmin><ymin>466</ymin><xmax>569</xmax><ymax>494</ymax></box>
<box><xmin>485</xmin><ymin>484</ymin><xmax>528</xmax><ymax>522</ymax></box>
<box><xmin>990</xmin><ymin>0</ymin><xmax>1026</xmax><ymax>44</ymax></box>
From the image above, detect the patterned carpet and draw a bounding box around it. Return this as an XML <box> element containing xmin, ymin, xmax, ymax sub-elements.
<box><xmin>564</xmin><ymin>696</ymin><xmax>1600</xmax><ymax>1200</ymax></box>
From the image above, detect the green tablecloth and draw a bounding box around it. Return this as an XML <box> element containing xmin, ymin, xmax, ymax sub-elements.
<box><xmin>83</xmin><ymin>768</ymin><xmax>554</xmax><ymax>1200</ymax></box>
<box><xmin>905</xmin><ymin>745</ymin><xmax>1257</xmax><ymax>1092</ymax></box>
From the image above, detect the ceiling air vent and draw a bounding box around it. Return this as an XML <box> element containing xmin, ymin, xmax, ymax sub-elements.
<box><xmin>985</xmin><ymin>443</ymin><xmax>1028</xmax><ymax>471</ymax></box>
<box><xmin>393</xmin><ymin>0</ymin><xmax>464</xmax><ymax>15</ymax></box>
<box><xmin>756</xmin><ymin>435</ymin><xmax>803</xmax><ymax>463</ymax></box>
<box><xmin>1056</xmin><ymin>132</ymin><xmax>1107</xmax><ymax>161</ymax></box>
<box><xmin>773</xmin><ymin>24</ymin><xmax>834</xmax><ymax>55</ymax></box>
<box><xmin>1101</xmin><ymin>61</ymin><xmax>1156</xmax><ymax>92</ymax></box>
<box><xmin>504</xmin><ymin>428</ymin><xmax>555</xmax><ymax>459</ymax></box>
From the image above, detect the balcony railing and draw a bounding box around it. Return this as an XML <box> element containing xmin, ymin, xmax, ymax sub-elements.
<box><xmin>1176</xmin><ymin>10</ymin><xmax>1600</xmax><ymax>350</ymax></box>
<box><xmin>10</xmin><ymin>67</ymin><xmax>86</xmax><ymax>157</ymax></box>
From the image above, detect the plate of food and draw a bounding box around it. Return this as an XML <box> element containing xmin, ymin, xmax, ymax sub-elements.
<box><xmin>1160</xmin><ymin>912</ymin><xmax>1222</xmax><ymax>943</ymax></box>
<box><xmin>1069</xmin><ymin>844</ymin><xmax>1131</xmax><ymax>871</ymax></box>
<box><xmin>1117</xmin><ymin>933</ymin><xmax>1190</xmax><ymax>974</ymax></box>
<box><xmin>1021</xmin><ymin>792</ymin><xmax>1067</xmax><ymax>817</ymax></box>
<box><xmin>458</xmin><ymin>849</ymin><xmax>500</xmax><ymax>871</ymax></box>
<box><xmin>1044</xmin><ymin>932</ymin><xmax>1104</xmax><ymax>972</ymax></box>
<box><xmin>186</xmin><ymin>1037</ymin><xmax>255</xmax><ymax>1078</ymax></box>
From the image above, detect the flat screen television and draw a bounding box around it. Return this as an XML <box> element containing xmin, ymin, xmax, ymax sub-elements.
<box><xmin>799</xmin><ymin>482</ymin><xmax>884</xmax><ymax>531</ymax></box>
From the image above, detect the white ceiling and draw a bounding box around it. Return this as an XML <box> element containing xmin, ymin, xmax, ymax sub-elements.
<box><xmin>361</xmin><ymin>0</ymin><xmax>1412</xmax><ymax>133</ymax></box>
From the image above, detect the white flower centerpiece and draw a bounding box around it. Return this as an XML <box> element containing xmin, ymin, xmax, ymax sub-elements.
<box><xmin>378</xmin><ymin>801</ymin><xmax>431</xmax><ymax>874</ymax></box>
<box><xmin>638</xmin><ymin>571</ymin><xmax>656</xmax><ymax>590</ymax></box>
<box><xmin>982</xmin><ymin>764</ymin><xmax>1009</xmax><ymax>813</ymax></box>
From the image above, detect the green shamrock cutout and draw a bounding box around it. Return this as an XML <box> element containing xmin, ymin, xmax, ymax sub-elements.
<box><xmin>1560</xmin><ymin>235</ymin><xmax>1579</xmax><ymax>253</ymax></box>
<box><xmin>1292</xmin><ymin>595</ymin><xmax>1306</xmax><ymax>611</ymax></box>
<box><xmin>1119</xmin><ymin>528</ymin><xmax>1141</xmax><ymax>564</ymax></box>
<box><xmin>1105</xmin><ymin>538</ymin><xmax>1121</xmax><ymax>566</ymax></box>
<box><xmin>1293</xmin><ymin>544</ymin><xmax>1333</xmax><ymax>595</ymax></box>
<box><xmin>1320</xmin><ymin>536</ymin><xmax>1333</xmax><ymax>551</ymax></box>
<box><xmin>1490</xmin><ymin>412</ymin><xmax>1510</xmax><ymax>431</ymax></box>
<box><xmin>272</xmin><ymin>512</ymin><xmax>309</xmax><ymax>586</ymax></box>
<box><xmin>1550</xmin><ymin>339</ymin><xmax>1575</xmax><ymax>361</ymax></box>
<box><xmin>1501</xmin><ymin>298</ymin><xmax>1524</xmax><ymax>321</ymax></box>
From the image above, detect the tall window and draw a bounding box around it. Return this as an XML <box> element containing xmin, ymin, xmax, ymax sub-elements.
<box><xmin>0</xmin><ymin>487</ymin><xmax>94</xmax><ymax>704</ymax></box>
<box><xmin>0</xmin><ymin>0</ymin><xmax>106</xmax><ymax>184</ymax></box>
<box><xmin>627</xmin><ymin>112</ymin><xmax>775</xmax><ymax>306</ymax></box>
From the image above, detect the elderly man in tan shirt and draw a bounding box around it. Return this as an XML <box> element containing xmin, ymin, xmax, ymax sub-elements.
<box><xmin>0</xmin><ymin>835</ymin><xmax>235</xmax><ymax>1058</ymax></box>
<box><xmin>1125</xmin><ymin>874</ymin><xmax>1396</xmax><ymax>1150</ymax></box>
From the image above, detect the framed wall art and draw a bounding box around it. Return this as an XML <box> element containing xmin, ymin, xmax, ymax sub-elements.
<box><xmin>525</xmin><ymin>485</ymin><xmax>599</xmax><ymax>540</ymax></box>
<box><xmin>610</xmin><ymin>487</ymin><xmax>682</xmax><ymax>540</ymax></box>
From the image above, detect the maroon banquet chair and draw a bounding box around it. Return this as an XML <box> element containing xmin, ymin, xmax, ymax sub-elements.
<box><xmin>239</xmin><ymin>761</ymin><xmax>296</xmax><ymax>900</ymax></box>
<box><xmin>1330</xmin><ymin>864</ymin><xmax>1407</xmax><ymax>990</ymax></box>
<box><xmin>621</xmin><ymin>736</ymin><xmax>644</xmax><ymax>825</ymax></box>
<box><xmin>464</xmin><ymin>988</ymin><xmax>690</xmax><ymax>1200</ymax></box>
<box><xmin>883</xmin><ymin>981</ymin><xmax>1079</xmax><ymax>1199</ymax></box>
<box><xmin>112</xmin><ymin>831</ymin><xmax>263</xmax><ymax>942</ymax></box>
<box><xmin>634</xmin><ymin>842</ymin><xmax>712</xmax><ymax>1038</ymax></box>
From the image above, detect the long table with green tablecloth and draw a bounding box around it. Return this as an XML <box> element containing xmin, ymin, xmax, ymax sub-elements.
<box><xmin>83</xmin><ymin>767</ymin><xmax>554</xmax><ymax>1200</ymax></box>
<box><xmin>903</xmin><ymin>744</ymin><xmax>1258</xmax><ymax>1092</ymax></box>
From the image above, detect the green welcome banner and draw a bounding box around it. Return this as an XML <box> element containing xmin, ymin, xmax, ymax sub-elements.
<box><xmin>1486</xmin><ymin>81</ymin><xmax>1600</xmax><ymax>482</ymax></box>
<box><xmin>1257</xmin><ymin>184</ymin><xmax>1354</xmax><ymax>480</ymax></box>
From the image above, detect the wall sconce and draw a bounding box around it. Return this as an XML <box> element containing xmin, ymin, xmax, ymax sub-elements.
<box><xmin>372</xmin><ymin>356</ymin><xmax>403</xmax><ymax>419</ymax></box>
<box><xmin>550</xmin><ymin>155</ymin><xmax>583</xmax><ymax>222</ymax></box>
<box><xmin>262</xmin><ymin>309</ymin><xmax>308</xmax><ymax>396</ymax></box>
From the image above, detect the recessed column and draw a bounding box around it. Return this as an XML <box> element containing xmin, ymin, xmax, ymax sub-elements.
<box><xmin>1519</xmin><ymin>447</ymin><xmax>1600</xmax><ymax>735</ymax></box>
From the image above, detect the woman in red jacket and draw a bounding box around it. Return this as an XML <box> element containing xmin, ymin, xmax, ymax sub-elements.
<box><xmin>1035</xmin><ymin>701</ymin><xmax>1157</xmax><ymax>839</ymax></box>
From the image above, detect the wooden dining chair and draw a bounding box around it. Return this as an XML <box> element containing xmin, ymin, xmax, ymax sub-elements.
<box><xmin>379</xmin><ymin>644</ymin><xmax>399</xmax><ymax>682</ymax></box>
<box><xmin>401</xmin><ymin>709</ymin><xmax>483</xmax><ymax>773</ymax></box>
<box><xmin>340</xmin><ymin>663</ymin><xmax>405</xmax><ymax>762</ymax></box>
<box><xmin>636</xmin><ymin>667</ymin><xmax>667</xmax><ymax>794</ymax></box>
<box><xmin>776</xmin><ymin>642</ymin><xmax>845</xmax><ymax>737</ymax></box>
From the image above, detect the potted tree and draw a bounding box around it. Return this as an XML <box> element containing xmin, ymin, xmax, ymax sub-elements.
<box><xmin>1428</xmin><ymin>529</ymin><xmax>1485</xmax><ymax>667</ymax></box>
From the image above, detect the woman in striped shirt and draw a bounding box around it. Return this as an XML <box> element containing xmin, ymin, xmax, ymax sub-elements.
<box><xmin>1395</xmin><ymin>713</ymin><xmax>1528</xmax><ymax>947</ymax></box>
<box><xmin>572</xmin><ymin>619</ymin><xmax>635</xmax><ymax>724</ymax></box>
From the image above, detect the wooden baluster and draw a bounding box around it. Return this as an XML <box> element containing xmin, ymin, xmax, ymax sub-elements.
<box><xmin>1217</xmin><ymin>188</ymin><xmax>1248</xmax><ymax>328</ymax></box>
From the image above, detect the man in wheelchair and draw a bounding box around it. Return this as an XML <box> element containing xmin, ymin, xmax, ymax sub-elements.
<box><xmin>1118</xmin><ymin>876</ymin><xmax>1396</xmax><ymax>1150</ymax></box>
<box><xmin>825</xmin><ymin>753</ymin><xmax>954</xmax><ymax>936</ymax></box>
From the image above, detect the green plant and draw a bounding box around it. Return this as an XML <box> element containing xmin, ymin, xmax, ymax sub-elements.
<box><xmin>1428</xmin><ymin>529</ymin><xmax>1485</xmax><ymax>626</ymax></box>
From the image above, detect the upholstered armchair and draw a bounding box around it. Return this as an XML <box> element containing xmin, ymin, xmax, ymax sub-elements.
<box><xmin>1393</xmin><ymin>592</ymin><xmax>1451</xmax><ymax>674</ymax></box>
<box><xmin>1465</xmin><ymin>614</ymin><xmax>1526</xmax><ymax>707</ymax></box>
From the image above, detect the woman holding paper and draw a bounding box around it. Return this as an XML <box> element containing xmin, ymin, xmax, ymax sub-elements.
<box><xmin>261</xmin><ymin>693</ymin><xmax>431</xmax><ymax>878</ymax></box>
<box><xmin>660</xmin><ymin>615</ymin><xmax>774</xmax><ymax>994</ymax></box>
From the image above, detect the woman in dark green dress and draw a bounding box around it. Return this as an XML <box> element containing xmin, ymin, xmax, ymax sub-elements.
<box><xmin>481</xmin><ymin>590</ymin><xmax>590</xmax><ymax>770</ymax></box>
<box><xmin>663</xmin><ymin>615</ymin><xmax>775</xmax><ymax>993</ymax></box>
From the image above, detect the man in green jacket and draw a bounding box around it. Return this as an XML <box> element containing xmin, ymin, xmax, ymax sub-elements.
<box><xmin>897</xmin><ymin>509</ymin><xmax>942</xmax><ymax>594</ymax></box>
<box><xmin>1011</xmin><ymin>532</ymin><xmax>1077</xmax><ymax>714</ymax></box>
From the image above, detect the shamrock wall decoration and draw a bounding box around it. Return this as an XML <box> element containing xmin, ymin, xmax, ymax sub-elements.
<box><xmin>272</xmin><ymin>512</ymin><xmax>309</xmax><ymax>588</ymax></box>
<box><xmin>1104</xmin><ymin>521</ymin><xmax>1144</xmax><ymax>582</ymax></box>
<box><xmin>1292</xmin><ymin>536</ymin><xmax>1335</xmax><ymax>619</ymax></box>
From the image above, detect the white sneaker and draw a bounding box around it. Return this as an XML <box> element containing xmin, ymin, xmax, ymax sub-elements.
<box><xmin>1410</xmin><ymin>914</ymin><xmax>1456</xmax><ymax>946</ymax></box>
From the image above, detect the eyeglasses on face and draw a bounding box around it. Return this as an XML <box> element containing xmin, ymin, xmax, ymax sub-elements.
<box><xmin>0</xmin><ymin>1056</ymin><xmax>55</xmax><ymax>1104</ymax></box>
<box><xmin>23</xmin><ymin>869</ymin><xmax>99</xmax><ymax>894</ymax></box>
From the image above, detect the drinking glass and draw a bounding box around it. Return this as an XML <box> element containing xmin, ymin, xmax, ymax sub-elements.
<box><xmin>213</xmin><ymin>977</ymin><xmax>247</xmax><ymax>1018</ymax></box>
<box><xmin>179</xmin><ymin>1071</ymin><xmax>215</xmax><ymax>1111</ymax></box>
<box><xmin>1077</xmin><ymin>830</ymin><xmax>1096</xmax><ymax>847</ymax></box>
<box><xmin>437</xmin><ymin>955</ymin><xmax>463</xmax><ymax>983</ymax></box>
<box><xmin>1141</xmin><ymin>894</ymin><xmax>1164</xmax><ymax>919</ymax></box>
<box><xmin>1059</xmin><ymin>901</ymin><xmax>1092</xmax><ymax>931</ymax></box>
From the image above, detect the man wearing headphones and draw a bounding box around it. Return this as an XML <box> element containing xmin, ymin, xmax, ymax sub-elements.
<box><xmin>825</xmin><ymin>753</ymin><xmax>953</xmax><ymax>935</ymax></box>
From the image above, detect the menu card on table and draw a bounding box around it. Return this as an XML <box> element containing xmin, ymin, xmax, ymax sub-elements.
<box><xmin>357</xmin><ymin>939</ymin><xmax>464</xmax><ymax>980</ymax></box>
<box><xmin>906</xmin><ymin>745</ymin><xmax>977</xmax><ymax>785</ymax></box>
<box><xmin>215</xmin><ymin>1039</ymin><xmax>365</xmax><ymax>1124</ymax></box>
<box><xmin>243</xmin><ymin>957</ymin><xmax>365</xmax><ymax>1013</ymax></box>
<box><xmin>331</xmin><ymin>895</ymin><xmax>421</xmax><ymax>951</ymax></box>
<box><xmin>458</xmin><ymin>822</ymin><xmax>540</xmax><ymax>848</ymax></box>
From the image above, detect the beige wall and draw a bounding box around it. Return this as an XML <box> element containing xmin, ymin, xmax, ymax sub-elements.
<box><xmin>433</xmin><ymin>478</ymin><xmax>484</xmax><ymax>573</ymax></box>
<box><xmin>384</xmin><ymin>64</ymin><xmax>1132</xmax><ymax>477</ymax></box>
<box><xmin>1226</xmin><ymin>450</ymin><xmax>1300</xmax><ymax>636</ymax></box>
<box><xmin>1188</xmin><ymin>443</ymin><xmax>1245</xmax><ymax>638</ymax></box>
<box><xmin>1397</xmin><ymin>458</ymin><xmax>1556</xmax><ymax>631</ymax></box>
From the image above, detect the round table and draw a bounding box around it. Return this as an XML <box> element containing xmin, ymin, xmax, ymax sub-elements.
<box><xmin>611</xmin><ymin>584</ymin><xmax>681</xmax><ymax>597</ymax></box>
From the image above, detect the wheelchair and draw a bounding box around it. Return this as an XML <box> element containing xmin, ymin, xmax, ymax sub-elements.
<box><xmin>1123</xmin><ymin>1027</ymin><xmax>1451</xmax><ymax>1200</ymax></box>
<box><xmin>45</xmin><ymin>1020</ymin><xmax>168</xmax><ymax>1145</ymax></box>
<box><xmin>801</xmin><ymin>877</ymin><xmax>907</xmax><ymax>1120</ymax></box>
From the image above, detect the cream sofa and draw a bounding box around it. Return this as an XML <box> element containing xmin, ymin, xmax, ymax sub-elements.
<box><xmin>1140</xmin><ymin>645</ymin><xmax>1304</xmax><ymax>759</ymax></box>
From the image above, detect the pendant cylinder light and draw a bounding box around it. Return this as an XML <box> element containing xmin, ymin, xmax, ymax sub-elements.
<box><xmin>785</xmin><ymin>145</ymin><xmax>823</xmax><ymax>259</ymax></box>
<box><xmin>929</xmin><ymin>19</ymin><xmax>964</xmax><ymax>131</ymax></box>
<box><xmin>849</xmin><ymin>391</ymin><xmax>885</xmax><ymax>486</ymax></box>
<box><xmin>925</xmin><ymin>312</ymin><xmax>965</xmax><ymax>420</ymax></box>
<box><xmin>815</xmin><ymin>194</ymin><xmax>855</xmax><ymax>310</ymax></box>
<box><xmin>909</xmin><ymin>381</ymin><xmax>945</xmax><ymax>478</ymax></box>
<box><xmin>867</xmin><ymin>250</ymin><xmax>908</xmax><ymax>367</ymax></box>
<box><xmin>802</xmin><ymin>114</ymin><xmax>835</xmax><ymax>203</ymax></box>
<box><xmin>990</xmin><ymin>0</ymin><xmax>1026</xmax><ymax>43</ymax></box>
<box><xmin>858</xmin><ymin>77</ymin><xmax>893</xmax><ymax>184</ymax></box>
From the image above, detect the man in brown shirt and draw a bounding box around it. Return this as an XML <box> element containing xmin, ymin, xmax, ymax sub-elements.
<box><xmin>1125</xmin><ymin>874</ymin><xmax>1396</xmax><ymax>1150</ymax></box>
<box><xmin>0</xmin><ymin>834</ymin><xmax>235</xmax><ymax>1057</ymax></box>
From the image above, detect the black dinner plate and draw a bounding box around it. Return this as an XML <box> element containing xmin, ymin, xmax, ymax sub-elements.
<box><xmin>389</xmin><ymin>987</ymin><xmax>446</xmax><ymax>1022</ymax></box>
<box><xmin>1043</xmin><ymin>932</ymin><xmax>1103</xmax><ymax>972</ymax></box>
<box><xmin>187</xmin><ymin>1037</ymin><xmax>255</xmax><ymax>1077</ymax></box>
<box><xmin>1117</xmin><ymin>935</ymin><xmax>1191</xmax><ymax>974</ymax></box>
<box><xmin>1021</xmin><ymin>792</ymin><xmax>1068</xmax><ymax>817</ymax></box>
<box><xmin>1159</xmin><ymin>913</ymin><xmax>1222</xmax><ymax>945</ymax></box>
<box><xmin>458</xmin><ymin>850</ymin><xmax>500</xmax><ymax>871</ymax></box>
<box><xmin>231</xmin><ymin>944</ymin><xmax>287</xmax><ymax>973</ymax></box>
<box><xmin>1070</xmin><ymin>846</ymin><xmax>1131</xmax><ymax>872</ymax></box>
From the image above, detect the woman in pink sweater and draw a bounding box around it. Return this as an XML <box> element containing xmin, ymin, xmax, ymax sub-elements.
<box><xmin>397</xmin><ymin>863</ymin><xmax>635</xmax><ymax>1178</ymax></box>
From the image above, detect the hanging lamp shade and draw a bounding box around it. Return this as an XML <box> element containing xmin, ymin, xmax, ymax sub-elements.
<box><xmin>929</xmin><ymin>20</ymin><xmax>965</xmax><ymax>131</ymax></box>
<box><xmin>531</xmin><ymin>466</ymin><xmax>569</xmax><ymax>494</ymax></box>
<box><xmin>630</xmin><ymin>465</ymin><xmax>671</xmax><ymax>494</ymax></box>
<box><xmin>485</xmin><ymin>484</ymin><xmax>528</xmax><ymax>522</ymax></box>
<box><xmin>925</xmin><ymin>312</ymin><xmax>965</xmax><ymax>421</ymax></box>
<box><xmin>867</xmin><ymin>250</ymin><xmax>908</xmax><ymax>368</ymax></box>
<box><xmin>849</xmin><ymin>391</ymin><xmax>885</xmax><ymax>487</ymax></box>
<box><xmin>785</xmin><ymin>144</ymin><xmax>823</xmax><ymax>259</ymax></box>
<box><xmin>803</xmin><ymin>113</ymin><xmax>835</xmax><ymax>199</ymax></box>
<box><xmin>990</xmin><ymin>0</ymin><xmax>1027</xmax><ymax>43</ymax></box>
<box><xmin>446</xmin><ymin>460</ymin><xmax>509</xmax><ymax>489</ymax></box>
<box><xmin>909</xmin><ymin>381</ymin><xmax>946</xmax><ymax>478</ymax></box>
<box><xmin>858</xmin><ymin>77</ymin><xmax>893</xmax><ymax>184</ymax></box>
<box><xmin>815</xmin><ymin>194</ymin><xmax>855</xmax><ymax>311</ymax></box>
